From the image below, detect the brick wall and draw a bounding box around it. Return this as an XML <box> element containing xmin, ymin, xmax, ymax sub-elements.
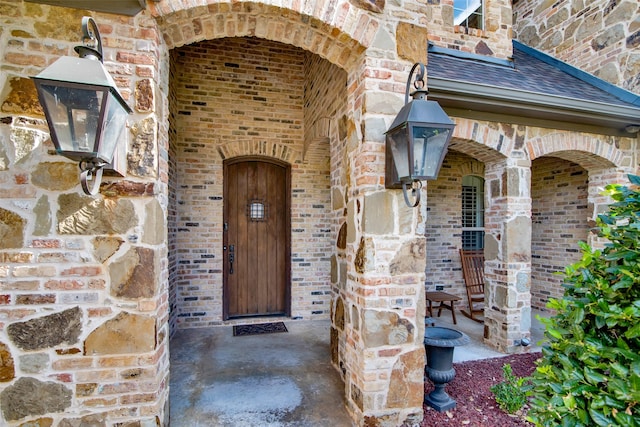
<box><xmin>171</xmin><ymin>37</ymin><xmax>342</xmax><ymax>326</ymax></box>
<box><xmin>168</xmin><ymin>50</ymin><xmax>179</xmax><ymax>334</ymax></box>
<box><xmin>531</xmin><ymin>156</ymin><xmax>590</xmax><ymax>311</ymax></box>
<box><xmin>425</xmin><ymin>151</ymin><xmax>485</xmax><ymax>313</ymax></box>
<box><xmin>513</xmin><ymin>0</ymin><xmax>640</xmax><ymax>94</ymax></box>
<box><xmin>301</xmin><ymin>52</ymin><xmax>349</xmax><ymax>318</ymax></box>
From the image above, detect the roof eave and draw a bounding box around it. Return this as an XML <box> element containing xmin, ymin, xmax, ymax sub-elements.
<box><xmin>428</xmin><ymin>77</ymin><xmax>640</xmax><ymax>137</ymax></box>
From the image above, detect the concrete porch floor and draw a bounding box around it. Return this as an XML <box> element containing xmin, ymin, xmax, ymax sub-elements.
<box><xmin>429</xmin><ymin>308</ymin><xmax>548</xmax><ymax>362</ymax></box>
<box><xmin>169</xmin><ymin>313</ymin><xmax>548</xmax><ymax>426</ymax></box>
<box><xmin>169</xmin><ymin>320</ymin><xmax>353</xmax><ymax>426</ymax></box>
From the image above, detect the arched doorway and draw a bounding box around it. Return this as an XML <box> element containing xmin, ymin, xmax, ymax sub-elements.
<box><xmin>167</xmin><ymin>36</ymin><xmax>347</xmax><ymax>325</ymax></box>
<box><xmin>166</xmin><ymin>34</ymin><xmax>353</xmax><ymax>424</ymax></box>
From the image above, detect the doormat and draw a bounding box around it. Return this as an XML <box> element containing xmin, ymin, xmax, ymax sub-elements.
<box><xmin>233</xmin><ymin>321</ymin><xmax>288</xmax><ymax>337</ymax></box>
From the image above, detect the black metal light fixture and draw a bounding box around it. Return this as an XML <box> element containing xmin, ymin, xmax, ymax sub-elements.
<box><xmin>385</xmin><ymin>63</ymin><xmax>455</xmax><ymax>207</ymax></box>
<box><xmin>33</xmin><ymin>17</ymin><xmax>132</xmax><ymax>195</ymax></box>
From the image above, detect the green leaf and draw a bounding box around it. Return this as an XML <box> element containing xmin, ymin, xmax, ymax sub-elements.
<box><xmin>609</xmin><ymin>362</ymin><xmax>629</xmax><ymax>378</ymax></box>
<box><xmin>548</xmin><ymin>328</ymin><xmax>563</xmax><ymax>340</ymax></box>
<box><xmin>628</xmin><ymin>174</ymin><xmax>640</xmax><ymax>186</ymax></box>
<box><xmin>613</xmin><ymin>411</ymin><xmax>638</xmax><ymax>427</ymax></box>
<box><xmin>562</xmin><ymin>393</ymin><xmax>577</xmax><ymax>410</ymax></box>
<box><xmin>584</xmin><ymin>367</ymin><xmax>606</xmax><ymax>385</ymax></box>
<box><xmin>561</xmin><ymin>415</ymin><xmax>579</xmax><ymax>427</ymax></box>
<box><xmin>572</xmin><ymin>307</ymin><xmax>585</xmax><ymax>324</ymax></box>
<box><xmin>625</xmin><ymin>322</ymin><xmax>640</xmax><ymax>339</ymax></box>
<box><xmin>588</xmin><ymin>408</ymin><xmax>615</xmax><ymax>426</ymax></box>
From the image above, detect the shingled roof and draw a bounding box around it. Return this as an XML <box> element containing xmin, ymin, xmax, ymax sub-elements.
<box><xmin>426</xmin><ymin>41</ymin><xmax>640</xmax><ymax>136</ymax></box>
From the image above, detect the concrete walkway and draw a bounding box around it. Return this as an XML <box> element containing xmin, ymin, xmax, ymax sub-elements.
<box><xmin>169</xmin><ymin>313</ymin><xmax>548</xmax><ymax>426</ymax></box>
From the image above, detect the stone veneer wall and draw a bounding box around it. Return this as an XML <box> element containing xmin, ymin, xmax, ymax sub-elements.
<box><xmin>513</xmin><ymin>0</ymin><xmax>640</xmax><ymax>93</ymax></box>
<box><xmin>171</xmin><ymin>37</ymin><xmax>336</xmax><ymax>326</ymax></box>
<box><xmin>0</xmin><ymin>2</ymin><xmax>169</xmax><ymax>425</ymax></box>
<box><xmin>531</xmin><ymin>156</ymin><xmax>590</xmax><ymax>312</ymax></box>
<box><xmin>426</xmin><ymin>0</ymin><xmax>514</xmax><ymax>59</ymax></box>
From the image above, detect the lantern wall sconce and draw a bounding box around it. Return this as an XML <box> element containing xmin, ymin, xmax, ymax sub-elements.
<box><xmin>385</xmin><ymin>63</ymin><xmax>455</xmax><ymax>207</ymax></box>
<box><xmin>32</xmin><ymin>16</ymin><xmax>132</xmax><ymax>195</ymax></box>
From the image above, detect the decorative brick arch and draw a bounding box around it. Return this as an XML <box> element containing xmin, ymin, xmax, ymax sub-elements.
<box><xmin>149</xmin><ymin>1</ymin><xmax>377</xmax><ymax>70</ymax></box>
<box><xmin>456</xmin><ymin>157</ymin><xmax>485</xmax><ymax>177</ymax></box>
<box><xmin>450</xmin><ymin>119</ymin><xmax>512</xmax><ymax>163</ymax></box>
<box><xmin>526</xmin><ymin>132</ymin><xmax>622</xmax><ymax>169</ymax></box>
<box><xmin>217</xmin><ymin>140</ymin><xmax>300</xmax><ymax>164</ymax></box>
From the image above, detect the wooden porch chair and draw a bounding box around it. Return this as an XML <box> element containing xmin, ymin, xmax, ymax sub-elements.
<box><xmin>459</xmin><ymin>249</ymin><xmax>485</xmax><ymax>322</ymax></box>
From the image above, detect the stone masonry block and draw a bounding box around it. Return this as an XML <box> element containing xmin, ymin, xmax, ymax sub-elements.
<box><xmin>57</xmin><ymin>194</ymin><xmax>137</xmax><ymax>235</ymax></box>
<box><xmin>363</xmin><ymin>191</ymin><xmax>393</xmax><ymax>235</ymax></box>
<box><xmin>84</xmin><ymin>312</ymin><xmax>156</xmax><ymax>355</ymax></box>
<box><xmin>109</xmin><ymin>247</ymin><xmax>158</xmax><ymax>300</ymax></box>
<box><xmin>0</xmin><ymin>377</ymin><xmax>72</xmax><ymax>421</ymax></box>
<box><xmin>396</xmin><ymin>22</ymin><xmax>428</xmax><ymax>65</ymax></box>
<box><xmin>0</xmin><ymin>207</ymin><xmax>26</xmax><ymax>248</ymax></box>
<box><xmin>389</xmin><ymin>238</ymin><xmax>426</xmax><ymax>275</ymax></box>
<box><xmin>362</xmin><ymin>310</ymin><xmax>414</xmax><ymax>347</ymax></box>
<box><xmin>7</xmin><ymin>307</ymin><xmax>81</xmax><ymax>351</ymax></box>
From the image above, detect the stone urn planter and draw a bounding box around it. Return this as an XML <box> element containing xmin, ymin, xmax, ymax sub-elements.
<box><xmin>424</xmin><ymin>326</ymin><xmax>470</xmax><ymax>412</ymax></box>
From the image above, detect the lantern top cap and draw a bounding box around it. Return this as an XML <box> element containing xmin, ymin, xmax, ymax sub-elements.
<box><xmin>386</xmin><ymin>98</ymin><xmax>455</xmax><ymax>134</ymax></box>
<box><xmin>33</xmin><ymin>55</ymin><xmax>132</xmax><ymax>113</ymax></box>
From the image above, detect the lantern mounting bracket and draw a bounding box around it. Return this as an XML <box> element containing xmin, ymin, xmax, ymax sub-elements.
<box><xmin>405</xmin><ymin>62</ymin><xmax>427</xmax><ymax>105</ymax></box>
<box><xmin>79</xmin><ymin>161</ymin><xmax>106</xmax><ymax>195</ymax></box>
<box><xmin>402</xmin><ymin>180</ymin><xmax>422</xmax><ymax>207</ymax></box>
<box><xmin>76</xmin><ymin>16</ymin><xmax>103</xmax><ymax>62</ymax></box>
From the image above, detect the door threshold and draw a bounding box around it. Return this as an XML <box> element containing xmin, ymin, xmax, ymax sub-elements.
<box><xmin>224</xmin><ymin>315</ymin><xmax>290</xmax><ymax>326</ymax></box>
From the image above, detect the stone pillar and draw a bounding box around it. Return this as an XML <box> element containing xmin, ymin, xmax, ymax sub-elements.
<box><xmin>336</xmin><ymin>52</ymin><xmax>429</xmax><ymax>425</ymax></box>
<box><xmin>0</xmin><ymin>8</ymin><xmax>169</xmax><ymax>425</ymax></box>
<box><xmin>483</xmin><ymin>159</ymin><xmax>532</xmax><ymax>352</ymax></box>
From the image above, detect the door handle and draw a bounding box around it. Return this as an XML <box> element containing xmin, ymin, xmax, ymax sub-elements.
<box><xmin>229</xmin><ymin>245</ymin><xmax>234</xmax><ymax>274</ymax></box>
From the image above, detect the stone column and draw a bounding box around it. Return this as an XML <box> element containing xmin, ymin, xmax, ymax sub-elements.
<box><xmin>483</xmin><ymin>159</ymin><xmax>532</xmax><ymax>352</ymax></box>
<box><xmin>0</xmin><ymin>9</ymin><xmax>170</xmax><ymax>425</ymax></box>
<box><xmin>336</xmin><ymin>58</ymin><xmax>429</xmax><ymax>426</ymax></box>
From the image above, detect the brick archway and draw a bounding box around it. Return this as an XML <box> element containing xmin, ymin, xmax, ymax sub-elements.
<box><xmin>450</xmin><ymin>119</ymin><xmax>514</xmax><ymax>162</ymax></box>
<box><xmin>160</xmin><ymin>2</ymin><xmax>371</xmax><ymax>420</ymax></box>
<box><xmin>527</xmin><ymin>131</ymin><xmax>632</xmax><ymax>245</ymax></box>
<box><xmin>150</xmin><ymin>1</ymin><xmax>377</xmax><ymax>70</ymax></box>
<box><xmin>526</xmin><ymin>132</ymin><xmax>625</xmax><ymax>168</ymax></box>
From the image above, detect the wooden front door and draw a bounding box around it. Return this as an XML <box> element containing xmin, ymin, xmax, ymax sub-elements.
<box><xmin>223</xmin><ymin>157</ymin><xmax>290</xmax><ymax>319</ymax></box>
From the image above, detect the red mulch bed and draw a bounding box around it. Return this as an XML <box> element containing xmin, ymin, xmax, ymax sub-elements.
<box><xmin>421</xmin><ymin>352</ymin><xmax>542</xmax><ymax>427</ymax></box>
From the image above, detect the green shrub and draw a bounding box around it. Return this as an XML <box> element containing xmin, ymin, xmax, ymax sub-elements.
<box><xmin>490</xmin><ymin>363</ymin><xmax>530</xmax><ymax>414</ymax></box>
<box><xmin>528</xmin><ymin>175</ymin><xmax>640</xmax><ymax>427</ymax></box>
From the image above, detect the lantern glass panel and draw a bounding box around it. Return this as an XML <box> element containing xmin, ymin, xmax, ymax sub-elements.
<box><xmin>99</xmin><ymin>93</ymin><xmax>129</xmax><ymax>162</ymax></box>
<box><xmin>38</xmin><ymin>83</ymin><xmax>106</xmax><ymax>160</ymax></box>
<box><xmin>412</xmin><ymin>126</ymin><xmax>451</xmax><ymax>179</ymax></box>
<box><xmin>387</xmin><ymin>124</ymin><xmax>411</xmax><ymax>180</ymax></box>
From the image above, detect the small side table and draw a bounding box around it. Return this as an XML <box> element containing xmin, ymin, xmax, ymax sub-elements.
<box><xmin>426</xmin><ymin>291</ymin><xmax>461</xmax><ymax>325</ymax></box>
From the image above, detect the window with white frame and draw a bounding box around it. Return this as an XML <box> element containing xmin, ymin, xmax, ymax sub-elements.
<box><xmin>453</xmin><ymin>0</ymin><xmax>484</xmax><ymax>30</ymax></box>
<box><xmin>461</xmin><ymin>175</ymin><xmax>485</xmax><ymax>250</ymax></box>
